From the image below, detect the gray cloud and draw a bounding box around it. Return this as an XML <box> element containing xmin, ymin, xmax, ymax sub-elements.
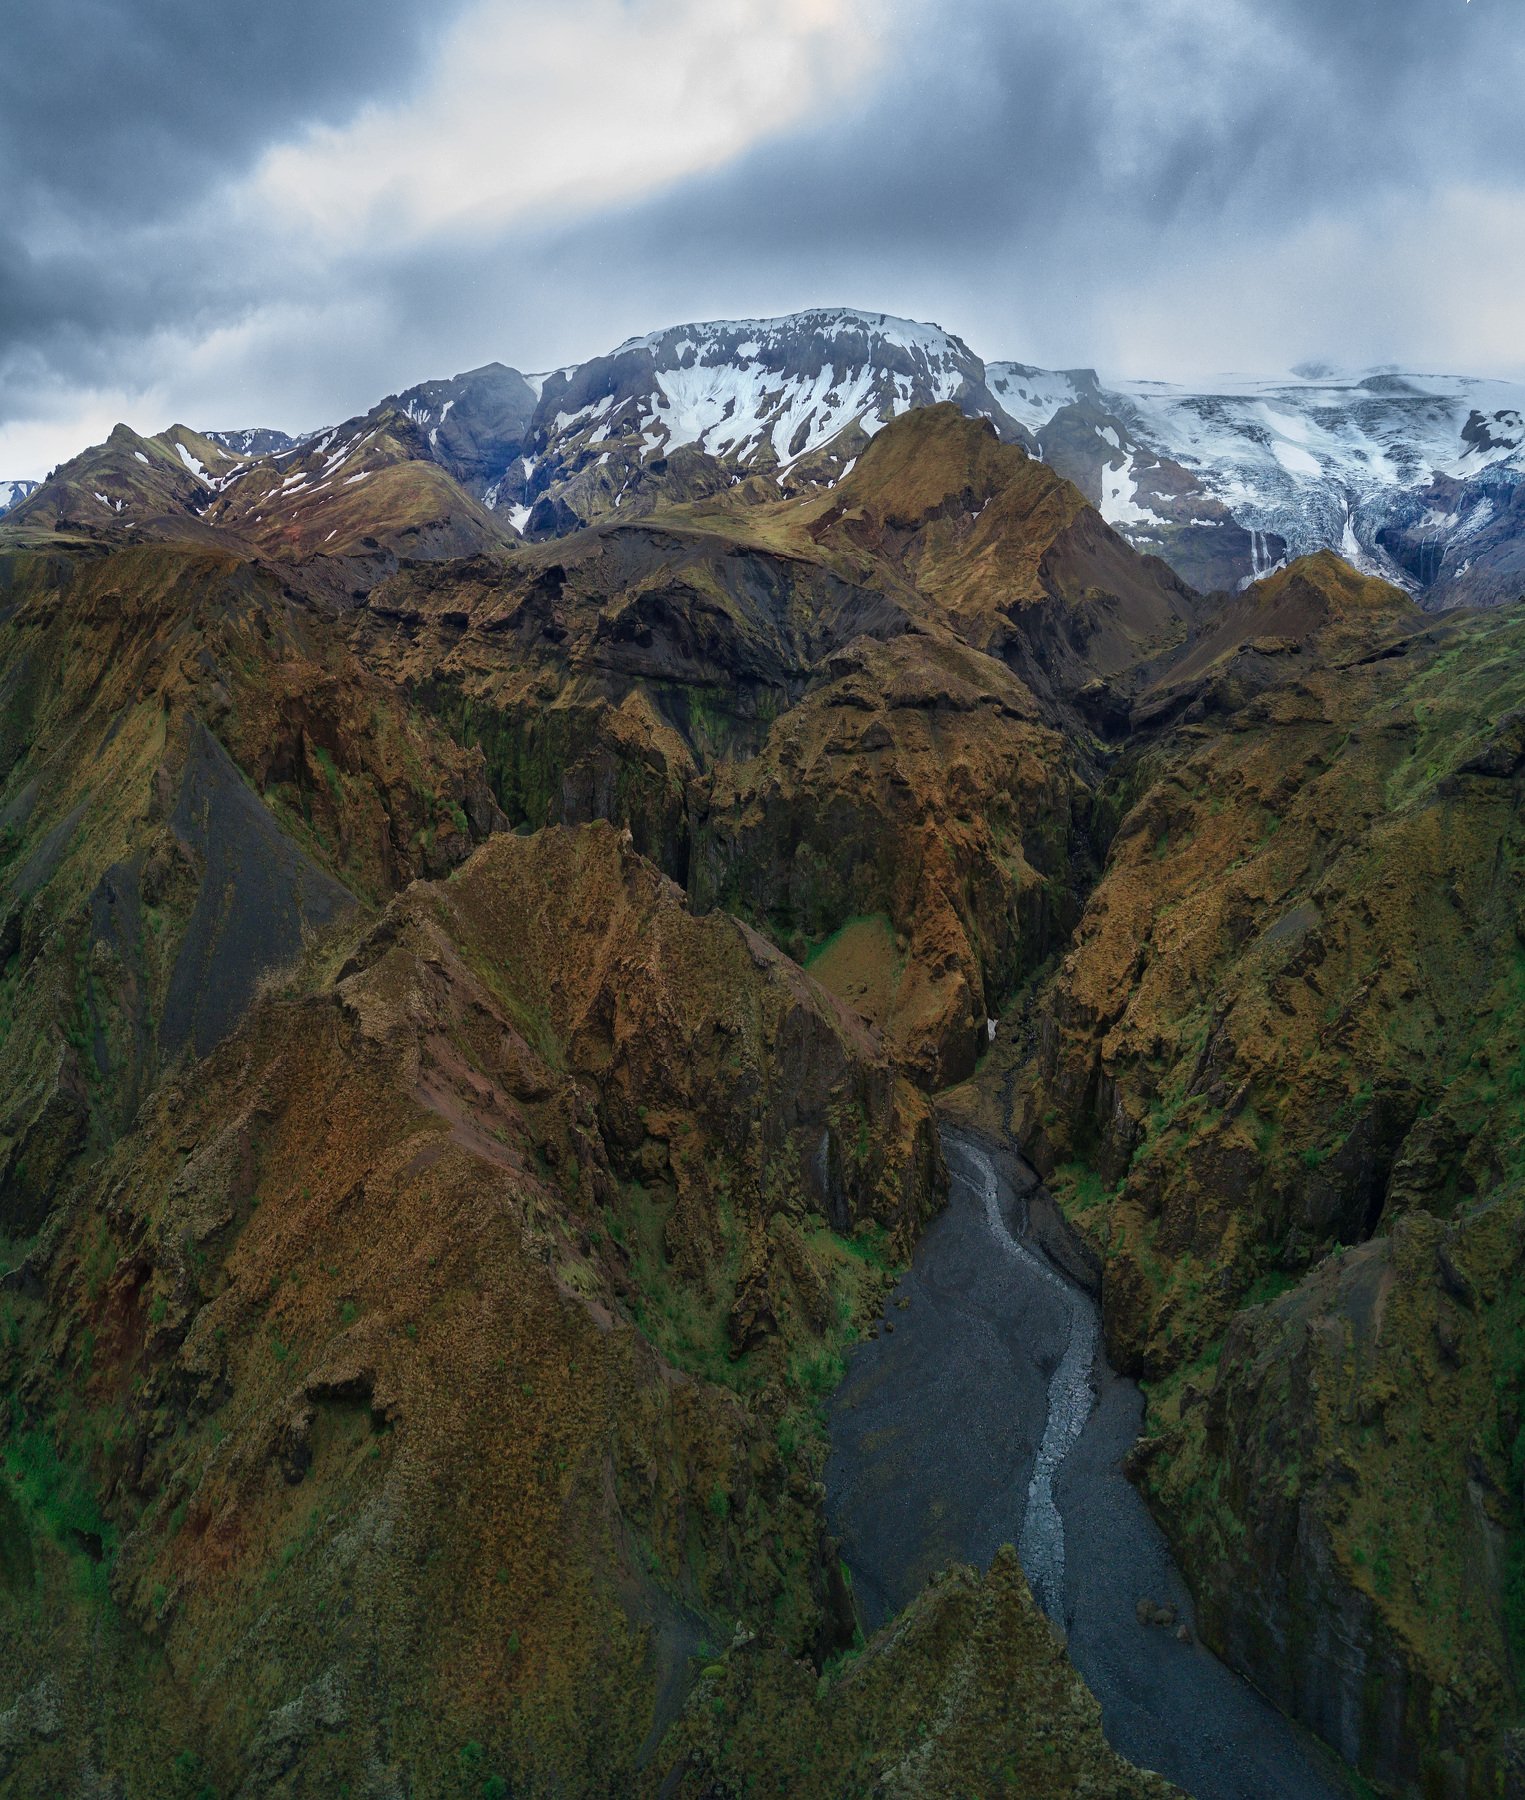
<box><xmin>4</xmin><ymin>0</ymin><xmax>1523</xmax><ymax>473</ymax></box>
<box><xmin>588</xmin><ymin>0</ymin><xmax>1525</xmax><ymax>336</ymax></box>
<box><xmin>0</xmin><ymin>1</ymin><xmax>460</xmax><ymax>223</ymax></box>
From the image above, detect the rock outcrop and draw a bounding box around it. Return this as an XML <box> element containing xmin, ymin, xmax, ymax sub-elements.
<box><xmin>0</xmin><ymin>821</ymin><xmax>940</xmax><ymax>1795</ymax></box>
<box><xmin>1008</xmin><ymin>557</ymin><xmax>1525</xmax><ymax>1793</ymax></box>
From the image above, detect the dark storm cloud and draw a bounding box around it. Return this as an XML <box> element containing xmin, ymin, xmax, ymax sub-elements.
<box><xmin>583</xmin><ymin>0</ymin><xmax>1525</xmax><ymax>315</ymax></box>
<box><xmin>350</xmin><ymin>0</ymin><xmax>1525</xmax><ymax>382</ymax></box>
<box><xmin>0</xmin><ymin>0</ymin><xmax>463</xmax><ymax>223</ymax></box>
<box><xmin>3</xmin><ymin>0</ymin><xmax>1523</xmax><ymax>471</ymax></box>
<box><xmin>0</xmin><ymin>0</ymin><xmax>471</xmax><ymax>428</ymax></box>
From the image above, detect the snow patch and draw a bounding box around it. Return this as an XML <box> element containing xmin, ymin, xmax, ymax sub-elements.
<box><xmin>174</xmin><ymin>444</ymin><xmax>211</xmax><ymax>483</ymax></box>
<box><xmin>1098</xmin><ymin>452</ymin><xmax>1167</xmax><ymax>530</ymax></box>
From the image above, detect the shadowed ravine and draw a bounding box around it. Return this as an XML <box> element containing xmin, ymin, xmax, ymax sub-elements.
<box><xmin>825</xmin><ymin>1126</ymin><xmax>1352</xmax><ymax>1800</ymax></box>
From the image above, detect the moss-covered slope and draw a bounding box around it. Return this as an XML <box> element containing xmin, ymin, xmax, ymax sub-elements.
<box><xmin>0</xmin><ymin>822</ymin><xmax>941</xmax><ymax>1797</ymax></box>
<box><xmin>1006</xmin><ymin>564</ymin><xmax>1525</xmax><ymax>1793</ymax></box>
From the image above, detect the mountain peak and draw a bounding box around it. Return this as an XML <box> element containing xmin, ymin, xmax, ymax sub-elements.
<box><xmin>612</xmin><ymin>306</ymin><xmax>977</xmax><ymax>361</ymax></box>
<box><xmin>11</xmin><ymin>307</ymin><xmax>1525</xmax><ymax>610</ymax></box>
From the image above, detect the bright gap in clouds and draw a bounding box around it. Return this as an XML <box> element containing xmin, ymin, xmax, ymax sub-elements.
<box><xmin>6</xmin><ymin>0</ymin><xmax>1524</xmax><ymax>480</ymax></box>
<box><xmin>254</xmin><ymin>0</ymin><xmax>888</xmax><ymax>244</ymax></box>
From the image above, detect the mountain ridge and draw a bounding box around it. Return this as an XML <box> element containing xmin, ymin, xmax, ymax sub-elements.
<box><xmin>2</xmin><ymin>359</ymin><xmax>1522</xmax><ymax>1796</ymax></box>
<box><xmin>8</xmin><ymin>307</ymin><xmax>1524</xmax><ymax>605</ymax></box>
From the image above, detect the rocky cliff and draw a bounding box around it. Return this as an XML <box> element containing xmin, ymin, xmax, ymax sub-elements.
<box><xmin>1006</xmin><ymin>554</ymin><xmax>1525</xmax><ymax>1792</ymax></box>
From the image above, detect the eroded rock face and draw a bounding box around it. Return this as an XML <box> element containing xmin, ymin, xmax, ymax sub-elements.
<box><xmin>1002</xmin><ymin>563</ymin><xmax>1525</xmax><ymax>1795</ymax></box>
<box><xmin>1014</xmin><ymin>572</ymin><xmax>1525</xmax><ymax>1376</ymax></box>
<box><xmin>0</xmin><ymin>542</ymin><xmax>500</xmax><ymax>1242</ymax></box>
<box><xmin>1152</xmin><ymin>1197</ymin><xmax>1525</xmax><ymax>1798</ymax></box>
<box><xmin>693</xmin><ymin>629</ymin><xmax>1085</xmax><ymax>1086</ymax></box>
<box><xmin>375</xmin><ymin>821</ymin><xmax>945</xmax><ymax>1252</ymax></box>
<box><xmin>0</xmin><ymin>820</ymin><xmax>943</xmax><ymax>1795</ymax></box>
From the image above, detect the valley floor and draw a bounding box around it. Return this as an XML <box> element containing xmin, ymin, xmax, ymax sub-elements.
<box><xmin>828</xmin><ymin>1125</ymin><xmax>1356</xmax><ymax>1800</ymax></box>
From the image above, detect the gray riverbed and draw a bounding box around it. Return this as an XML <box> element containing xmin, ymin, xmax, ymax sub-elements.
<box><xmin>825</xmin><ymin>1126</ymin><xmax>1353</xmax><ymax>1800</ymax></box>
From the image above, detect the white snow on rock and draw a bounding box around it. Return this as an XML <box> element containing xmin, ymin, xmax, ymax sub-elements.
<box><xmin>983</xmin><ymin>356</ymin><xmax>1525</xmax><ymax>594</ymax></box>
<box><xmin>986</xmin><ymin>362</ymin><xmax>1088</xmax><ymax>436</ymax></box>
<box><xmin>1091</xmin><ymin>368</ymin><xmax>1525</xmax><ymax>582</ymax></box>
<box><xmin>549</xmin><ymin>309</ymin><xmax>992</xmax><ymax>474</ymax></box>
<box><xmin>174</xmin><ymin>443</ymin><xmax>211</xmax><ymax>484</ymax></box>
<box><xmin>0</xmin><ymin>479</ymin><xmax>39</xmax><ymax>516</ymax></box>
<box><xmin>1098</xmin><ymin>450</ymin><xmax>1167</xmax><ymax>531</ymax></box>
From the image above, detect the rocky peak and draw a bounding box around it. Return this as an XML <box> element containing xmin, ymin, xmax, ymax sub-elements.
<box><xmin>0</xmin><ymin>477</ymin><xmax>38</xmax><ymax>517</ymax></box>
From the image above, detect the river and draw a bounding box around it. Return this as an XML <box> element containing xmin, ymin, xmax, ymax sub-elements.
<box><xmin>824</xmin><ymin>1126</ymin><xmax>1353</xmax><ymax>1800</ymax></box>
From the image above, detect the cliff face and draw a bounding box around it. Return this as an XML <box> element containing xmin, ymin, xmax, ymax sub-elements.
<box><xmin>692</xmin><ymin>628</ymin><xmax>1086</xmax><ymax>1087</ymax></box>
<box><xmin>1014</xmin><ymin>575</ymin><xmax>1525</xmax><ymax>1370</ymax></box>
<box><xmin>0</xmin><ymin>541</ymin><xmax>501</xmax><ymax>1244</ymax></box>
<box><xmin>1005</xmin><ymin>561</ymin><xmax>1525</xmax><ymax>1792</ymax></box>
<box><xmin>1</xmin><ymin>821</ymin><xmax>942</xmax><ymax>1796</ymax></box>
<box><xmin>1147</xmin><ymin>1195</ymin><xmax>1525</xmax><ymax>1799</ymax></box>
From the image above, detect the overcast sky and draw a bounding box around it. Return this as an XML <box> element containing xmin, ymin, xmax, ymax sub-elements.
<box><xmin>3</xmin><ymin>0</ymin><xmax>1521</xmax><ymax>477</ymax></box>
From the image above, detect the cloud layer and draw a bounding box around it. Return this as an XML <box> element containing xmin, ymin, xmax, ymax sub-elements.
<box><xmin>4</xmin><ymin>0</ymin><xmax>1521</xmax><ymax>476</ymax></box>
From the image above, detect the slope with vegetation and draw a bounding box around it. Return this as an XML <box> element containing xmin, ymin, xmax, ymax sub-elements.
<box><xmin>5</xmin><ymin>380</ymin><xmax>1525</xmax><ymax>1796</ymax></box>
<box><xmin>1004</xmin><ymin>556</ymin><xmax>1525</xmax><ymax>1793</ymax></box>
<box><xmin>0</xmin><ymin>409</ymin><xmax>1186</xmax><ymax>1795</ymax></box>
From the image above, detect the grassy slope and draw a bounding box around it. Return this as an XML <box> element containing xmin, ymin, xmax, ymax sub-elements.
<box><xmin>1</xmin><ymin>821</ymin><xmax>943</xmax><ymax>1796</ymax></box>
<box><xmin>1007</xmin><ymin>575</ymin><xmax>1525</xmax><ymax>1792</ymax></box>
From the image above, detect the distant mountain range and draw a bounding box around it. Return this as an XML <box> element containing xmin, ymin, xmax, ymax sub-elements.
<box><xmin>5</xmin><ymin>308</ymin><xmax>1523</xmax><ymax>607</ymax></box>
<box><xmin>0</xmin><ymin>478</ymin><xmax>38</xmax><ymax>515</ymax></box>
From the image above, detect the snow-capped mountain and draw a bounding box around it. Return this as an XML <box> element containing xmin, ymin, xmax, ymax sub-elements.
<box><xmin>204</xmin><ymin>427</ymin><xmax>299</xmax><ymax>458</ymax></box>
<box><xmin>431</xmin><ymin>312</ymin><xmax>1525</xmax><ymax>606</ymax></box>
<box><xmin>10</xmin><ymin>308</ymin><xmax>1524</xmax><ymax>608</ymax></box>
<box><xmin>470</xmin><ymin>309</ymin><xmax>1030</xmax><ymax>536</ymax></box>
<box><xmin>541</xmin><ymin>309</ymin><xmax>1019</xmax><ymax>468</ymax></box>
<box><xmin>993</xmin><ymin>362</ymin><xmax>1525</xmax><ymax>605</ymax></box>
<box><xmin>0</xmin><ymin>479</ymin><xmax>39</xmax><ymax>517</ymax></box>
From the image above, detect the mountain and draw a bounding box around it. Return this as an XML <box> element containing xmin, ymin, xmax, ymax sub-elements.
<box><xmin>0</xmin><ymin>479</ymin><xmax>38</xmax><ymax>517</ymax></box>
<box><xmin>489</xmin><ymin>309</ymin><xmax>1031</xmax><ymax>528</ymax></box>
<box><xmin>320</xmin><ymin>323</ymin><xmax>1525</xmax><ymax>607</ymax></box>
<box><xmin>1005</xmin><ymin>556</ymin><xmax>1525</xmax><ymax>1788</ymax></box>
<box><xmin>5</xmin><ymin>422</ymin><xmax>243</xmax><ymax>541</ymax></box>
<box><xmin>348</xmin><ymin>404</ymin><xmax>1187</xmax><ymax>1083</ymax></box>
<box><xmin>11</xmin><ymin>311</ymin><xmax>1524</xmax><ymax>611</ymax></box>
<box><xmin>0</xmin><ymin>402</ymin><xmax>1187</xmax><ymax>1794</ymax></box>
<box><xmin>203</xmin><ymin>426</ymin><xmax>300</xmax><ymax>457</ymax></box>
<box><xmin>199</xmin><ymin>404</ymin><xmax>512</xmax><ymax>565</ymax></box>
<box><xmin>387</xmin><ymin>360</ymin><xmax>539</xmax><ymax>491</ymax></box>
<box><xmin>9</xmin><ymin>306</ymin><xmax>1525</xmax><ymax>1798</ymax></box>
<box><xmin>995</xmin><ymin>360</ymin><xmax>1525</xmax><ymax>606</ymax></box>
